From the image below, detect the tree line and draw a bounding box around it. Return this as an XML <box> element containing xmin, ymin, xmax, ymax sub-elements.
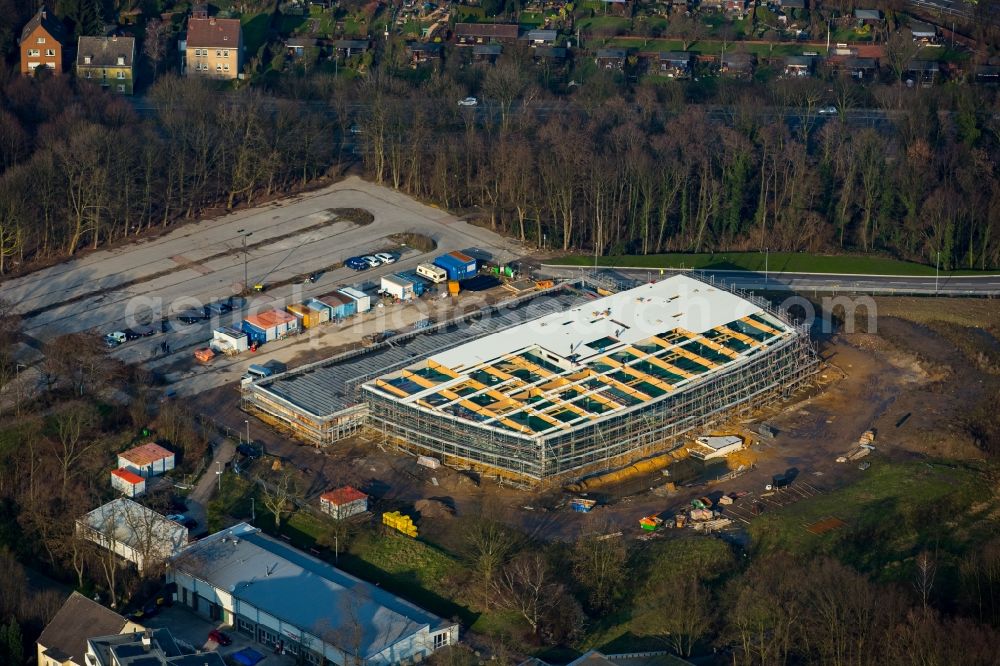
<box><xmin>1</xmin><ymin>63</ymin><xmax>999</xmax><ymax>274</ymax></box>
<box><xmin>0</xmin><ymin>73</ymin><xmax>334</xmax><ymax>273</ymax></box>
<box><xmin>349</xmin><ymin>70</ymin><xmax>1000</xmax><ymax>270</ymax></box>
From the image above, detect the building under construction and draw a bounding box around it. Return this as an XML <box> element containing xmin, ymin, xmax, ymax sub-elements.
<box><xmin>243</xmin><ymin>274</ymin><xmax>817</xmax><ymax>484</ymax></box>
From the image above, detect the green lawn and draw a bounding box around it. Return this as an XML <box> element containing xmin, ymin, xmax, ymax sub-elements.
<box><xmin>241</xmin><ymin>13</ymin><xmax>271</xmax><ymax>54</ymax></box>
<box><xmin>748</xmin><ymin>460</ymin><xmax>992</xmax><ymax>578</ymax></box>
<box><xmin>577</xmin><ymin>16</ymin><xmax>632</xmax><ymax>33</ymax></box>
<box><xmin>549</xmin><ymin>252</ymin><xmax>1000</xmax><ymax>276</ymax></box>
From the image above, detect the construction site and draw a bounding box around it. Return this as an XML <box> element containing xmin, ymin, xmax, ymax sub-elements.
<box><xmin>242</xmin><ymin>273</ymin><xmax>818</xmax><ymax>485</ymax></box>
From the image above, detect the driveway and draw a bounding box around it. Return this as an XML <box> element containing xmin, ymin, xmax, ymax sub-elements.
<box><xmin>185</xmin><ymin>438</ymin><xmax>235</xmax><ymax>529</ymax></box>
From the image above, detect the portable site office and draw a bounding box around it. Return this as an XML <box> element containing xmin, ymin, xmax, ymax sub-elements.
<box><xmin>318</xmin><ymin>292</ymin><xmax>355</xmax><ymax>320</ymax></box>
<box><xmin>305</xmin><ymin>298</ymin><xmax>332</xmax><ymax>324</ymax></box>
<box><xmin>339</xmin><ymin>287</ymin><xmax>371</xmax><ymax>313</ymax></box>
<box><xmin>242</xmin><ymin>309</ymin><xmax>298</xmax><ymax>344</ymax></box>
<box><xmin>381</xmin><ymin>274</ymin><xmax>416</xmax><ymax>301</ymax></box>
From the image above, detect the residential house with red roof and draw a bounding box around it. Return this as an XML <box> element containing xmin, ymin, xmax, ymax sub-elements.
<box><xmin>184</xmin><ymin>15</ymin><xmax>242</xmax><ymax>79</ymax></box>
<box><xmin>19</xmin><ymin>8</ymin><xmax>66</xmax><ymax>75</ymax></box>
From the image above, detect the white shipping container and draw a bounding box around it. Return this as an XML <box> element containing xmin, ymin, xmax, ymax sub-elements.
<box><xmin>212</xmin><ymin>327</ymin><xmax>250</xmax><ymax>354</ymax></box>
<box><xmin>339</xmin><ymin>287</ymin><xmax>371</xmax><ymax>313</ymax></box>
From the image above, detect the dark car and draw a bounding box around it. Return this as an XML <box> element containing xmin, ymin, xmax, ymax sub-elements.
<box><xmin>122</xmin><ymin>329</ymin><xmax>144</xmax><ymax>341</ymax></box>
<box><xmin>208</xmin><ymin>629</ymin><xmax>232</xmax><ymax>646</ymax></box>
<box><xmin>308</xmin><ymin>271</ymin><xmax>323</xmax><ymax>283</ymax></box>
<box><xmin>345</xmin><ymin>257</ymin><xmax>368</xmax><ymax>271</ymax></box>
<box><xmin>182</xmin><ymin>517</ymin><xmax>197</xmax><ymax>529</ymax></box>
<box><xmin>177</xmin><ymin>311</ymin><xmax>204</xmax><ymax>324</ymax></box>
<box><xmin>236</xmin><ymin>443</ymin><xmax>260</xmax><ymax>460</ymax></box>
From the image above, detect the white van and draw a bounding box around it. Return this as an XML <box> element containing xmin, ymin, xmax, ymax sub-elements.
<box><xmin>416</xmin><ymin>263</ymin><xmax>448</xmax><ymax>284</ymax></box>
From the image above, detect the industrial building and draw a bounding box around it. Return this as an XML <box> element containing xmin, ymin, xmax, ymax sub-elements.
<box><xmin>168</xmin><ymin>523</ymin><xmax>458</xmax><ymax>665</ymax></box>
<box><xmin>243</xmin><ymin>275</ymin><xmax>816</xmax><ymax>484</ymax></box>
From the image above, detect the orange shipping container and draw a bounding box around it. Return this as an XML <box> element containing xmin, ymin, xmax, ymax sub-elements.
<box><xmin>286</xmin><ymin>303</ymin><xmax>319</xmax><ymax>329</ymax></box>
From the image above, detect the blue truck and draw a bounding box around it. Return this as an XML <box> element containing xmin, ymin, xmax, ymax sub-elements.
<box><xmin>433</xmin><ymin>251</ymin><xmax>477</xmax><ymax>281</ymax></box>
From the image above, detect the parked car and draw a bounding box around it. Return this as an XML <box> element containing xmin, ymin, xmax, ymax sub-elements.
<box><xmin>345</xmin><ymin>257</ymin><xmax>368</xmax><ymax>271</ymax></box>
<box><xmin>307</xmin><ymin>271</ymin><xmax>323</xmax><ymax>283</ymax></box>
<box><xmin>457</xmin><ymin>97</ymin><xmax>478</xmax><ymax>107</ymax></box>
<box><xmin>165</xmin><ymin>514</ymin><xmax>186</xmax><ymax>523</ymax></box>
<box><xmin>182</xmin><ymin>517</ymin><xmax>198</xmax><ymax>529</ymax></box>
<box><xmin>177</xmin><ymin>311</ymin><xmax>204</xmax><ymax>324</ymax></box>
<box><xmin>105</xmin><ymin>331</ymin><xmax>126</xmax><ymax>347</ymax></box>
<box><xmin>208</xmin><ymin>629</ymin><xmax>232</xmax><ymax>646</ymax></box>
<box><xmin>236</xmin><ymin>443</ymin><xmax>260</xmax><ymax>460</ymax></box>
<box><xmin>818</xmin><ymin>105</ymin><xmax>838</xmax><ymax>115</ymax></box>
<box><xmin>374</xmin><ymin>252</ymin><xmax>397</xmax><ymax>265</ymax></box>
<box><xmin>362</xmin><ymin>255</ymin><xmax>382</xmax><ymax>268</ymax></box>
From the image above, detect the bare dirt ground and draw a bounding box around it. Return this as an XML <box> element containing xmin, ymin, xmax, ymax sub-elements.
<box><xmin>183</xmin><ymin>296</ymin><xmax>999</xmax><ymax>542</ymax></box>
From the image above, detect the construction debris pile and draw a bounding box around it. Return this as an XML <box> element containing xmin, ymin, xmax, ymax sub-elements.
<box><xmin>837</xmin><ymin>429</ymin><xmax>876</xmax><ymax>463</ymax></box>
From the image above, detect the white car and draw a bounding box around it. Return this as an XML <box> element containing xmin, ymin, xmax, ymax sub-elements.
<box><xmin>457</xmin><ymin>97</ymin><xmax>478</xmax><ymax>107</ymax></box>
<box><xmin>374</xmin><ymin>252</ymin><xmax>397</xmax><ymax>264</ymax></box>
<box><xmin>818</xmin><ymin>105</ymin><xmax>838</xmax><ymax>115</ymax></box>
<box><xmin>362</xmin><ymin>255</ymin><xmax>382</xmax><ymax>268</ymax></box>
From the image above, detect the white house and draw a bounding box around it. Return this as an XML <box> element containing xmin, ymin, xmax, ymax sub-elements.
<box><xmin>167</xmin><ymin>523</ymin><xmax>458</xmax><ymax>665</ymax></box>
<box><xmin>110</xmin><ymin>467</ymin><xmax>146</xmax><ymax>497</ymax></box>
<box><xmin>319</xmin><ymin>486</ymin><xmax>368</xmax><ymax>520</ymax></box>
<box><xmin>76</xmin><ymin>499</ymin><xmax>188</xmax><ymax>572</ymax></box>
<box><xmin>117</xmin><ymin>442</ymin><xmax>175</xmax><ymax>478</ymax></box>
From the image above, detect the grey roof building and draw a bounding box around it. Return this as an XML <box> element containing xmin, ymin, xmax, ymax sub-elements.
<box><xmin>167</xmin><ymin>523</ymin><xmax>458</xmax><ymax>665</ymax></box>
<box><xmin>36</xmin><ymin>592</ymin><xmax>133</xmax><ymax>666</ymax></box>
<box><xmin>86</xmin><ymin>628</ymin><xmax>225</xmax><ymax>666</ymax></box>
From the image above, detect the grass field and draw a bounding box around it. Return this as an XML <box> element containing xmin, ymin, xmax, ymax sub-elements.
<box><xmin>549</xmin><ymin>252</ymin><xmax>1000</xmax><ymax>276</ymax></box>
<box><xmin>748</xmin><ymin>460</ymin><xmax>992</xmax><ymax>577</ymax></box>
<box><xmin>241</xmin><ymin>13</ymin><xmax>271</xmax><ymax>55</ymax></box>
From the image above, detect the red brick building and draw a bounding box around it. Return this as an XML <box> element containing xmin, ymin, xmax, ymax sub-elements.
<box><xmin>19</xmin><ymin>8</ymin><xmax>66</xmax><ymax>75</ymax></box>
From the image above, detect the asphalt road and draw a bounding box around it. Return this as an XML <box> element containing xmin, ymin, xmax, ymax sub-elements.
<box><xmin>4</xmin><ymin>177</ymin><xmax>524</xmax><ymax>362</ymax></box>
<box><xmin>540</xmin><ymin>265</ymin><xmax>1000</xmax><ymax>296</ymax></box>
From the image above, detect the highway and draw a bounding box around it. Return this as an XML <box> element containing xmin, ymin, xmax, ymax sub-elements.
<box><xmin>540</xmin><ymin>264</ymin><xmax>1000</xmax><ymax>297</ymax></box>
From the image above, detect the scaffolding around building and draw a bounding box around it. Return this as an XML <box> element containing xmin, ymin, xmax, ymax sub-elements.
<box><xmin>243</xmin><ymin>273</ymin><xmax>819</xmax><ymax>485</ymax></box>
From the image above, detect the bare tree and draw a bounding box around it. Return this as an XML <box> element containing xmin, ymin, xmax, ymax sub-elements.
<box><xmin>885</xmin><ymin>30</ymin><xmax>921</xmax><ymax>83</ymax></box>
<box><xmin>49</xmin><ymin>401</ymin><xmax>99</xmax><ymax>494</ymax></box>
<box><xmin>915</xmin><ymin>550</ymin><xmax>937</xmax><ymax>614</ymax></box>
<box><xmin>460</xmin><ymin>507</ymin><xmax>520</xmax><ymax>607</ymax></box>
<box><xmin>144</xmin><ymin>19</ymin><xmax>168</xmax><ymax>74</ymax></box>
<box><xmin>258</xmin><ymin>468</ymin><xmax>299</xmax><ymax>528</ymax></box>
<box><xmin>572</xmin><ymin>523</ymin><xmax>626</xmax><ymax>612</ymax></box>
<box><xmin>492</xmin><ymin>552</ymin><xmax>561</xmax><ymax>639</ymax></box>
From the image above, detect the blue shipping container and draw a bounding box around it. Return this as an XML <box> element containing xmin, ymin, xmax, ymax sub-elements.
<box><xmin>242</xmin><ymin>321</ymin><xmax>268</xmax><ymax>345</ymax></box>
<box><xmin>433</xmin><ymin>251</ymin><xmax>477</xmax><ymax>280</ymax></box>
<box><xmin>398</xmin><ymin>270</ymin><xmax>427</xmax><ymax>296</ymax></box>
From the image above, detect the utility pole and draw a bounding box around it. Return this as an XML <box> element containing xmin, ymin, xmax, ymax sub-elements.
<box><xmin>764</xmin><ymin>247</ymin><xmax>769</xmax><ymax>287</ymax></box>
<box><xmin>216</xmin><ymin>461</ymin><xmax>223</xmax><ymax>491</ymax></box>
<box><xmin>237</xmin><ymin>229</ymin><xmax>253</xmax><ymax>291</ymax></box>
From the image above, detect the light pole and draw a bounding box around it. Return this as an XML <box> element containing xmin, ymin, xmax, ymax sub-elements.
<box><xmin>245</xmin><ymin>420</ymin><xmax>250</xmax><ymax>449</ymax></box>
<box><xmin>251</xmin><ymin>497</ymin><xmax>255</xmax><ymax>523</ymax></box>
<box><xmin>935</xmin><ymin>250</ymin><xmax>940</xmax><ymax>295</ymax></box>
<box><xmin>334</xmin><ymin>535</ymin><xmax>339</xmax><ymax>562</ymax></box>
<box><xmin>237</xmin><ymin>229</ymin><xmax>253</xmax><ymax>291</ymax></box>
<box><xmin>764</xmin><ymin>247</ymin><xmax>769</xmax><ymax>287</ymax></box>
<box><xmin>216</xmin><ymin>461</ymin><xmax>223</xmax><ymax>491</ymax></box>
